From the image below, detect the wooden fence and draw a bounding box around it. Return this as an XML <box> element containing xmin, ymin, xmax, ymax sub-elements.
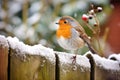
<box><xmin>0</xmin><ymin>35</ymin><xmax>120</xmax><ymax>80</ymax></box>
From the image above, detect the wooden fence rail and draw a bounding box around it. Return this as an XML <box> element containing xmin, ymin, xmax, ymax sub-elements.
<box><xmin>0</xmin><ymin>35</ymin><xmax>120</xmax><ymax>80</ymax></box>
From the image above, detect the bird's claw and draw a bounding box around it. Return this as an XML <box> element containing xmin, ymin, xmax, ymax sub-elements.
<box><xmin>71</xmin><ymin>55</ymin><xmax>77</xmax><ymax>64</ymax></box>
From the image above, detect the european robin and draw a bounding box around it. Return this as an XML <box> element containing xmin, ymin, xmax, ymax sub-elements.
<box><xmin>56</xmin><ymin>16</ymin><xmax>91</xmax><ymax>63</ymax></box>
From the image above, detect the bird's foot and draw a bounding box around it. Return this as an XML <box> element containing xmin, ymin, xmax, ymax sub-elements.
<box><xmin>71</xmin><ymin>55</ymin><xmax>77</xmax><ymax>64</ymax></box>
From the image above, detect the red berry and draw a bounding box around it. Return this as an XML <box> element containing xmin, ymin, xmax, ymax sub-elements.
<box><xmin>97</xmin><ymin>7</ymin><xmax>102</xmax><ymax>12</ymax></box>
<box><xmin>89</xmin><ymin>10</ymin><xmax>94</xmax><ymax>15</ymax></box>
<box><xmin>94</xmin><ymin>23</ymin><xmax>98</xmax><ymax>26</ymax></box>
<box><xmin>88</xmin><ymin>15</ymin><xmax>93</xmax><ymax>19</ymax></box>
<box><xmin>82</xmin><ymin>14</ymin><xmax>88</xmax><ymax>21</ymax></box>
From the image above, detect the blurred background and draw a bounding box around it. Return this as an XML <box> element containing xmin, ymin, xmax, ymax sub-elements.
<box><xmin>0</xmin><ymin>0</ymin><xmax>120</xmax><ymax>56</ymax></box>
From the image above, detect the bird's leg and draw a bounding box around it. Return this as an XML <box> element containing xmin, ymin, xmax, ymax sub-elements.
<box><xmin>71</xmin><ymin>54</ymin><xmax>77</xmax><ymax>64</ymax></box>
<box><xmin>71</xmin><ymin>50</ymin><xmax>77</xmax><ymax>64</ymax></box>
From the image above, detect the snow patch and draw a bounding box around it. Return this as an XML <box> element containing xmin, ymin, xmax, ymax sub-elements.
<box><xmin>85</xmin><ymin>51</ymin><xmax>120</xmax><ymax>71</ymax></box>
<box><xmin>108</xmin><ymin>54</ymin><xmax>120</xmax><ymax>62</ymax></box>
<box><xmin>56</xmin><ymin>52</ymin><xmax>90</xmax><ymax>69</ymax></box>
<box><xmin>0</xmin><ymin>35</ymin><xmax>9</xmax><ymax>48</ymax></box>
<box><xmin>7</xmin><ymin>36</ymin><xmax>55</xmax><ymax>63</ymax></box>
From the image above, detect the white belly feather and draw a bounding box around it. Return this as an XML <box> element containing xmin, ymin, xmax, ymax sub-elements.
<box><xmin>57</xmin><ymin>28</ymin><xmax>85</xmax><ymax>50</ymax></box>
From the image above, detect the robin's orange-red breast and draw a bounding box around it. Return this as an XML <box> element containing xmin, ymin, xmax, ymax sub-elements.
<box><xmin>56</xmin><ymin>16</ymin><xmax>91</xmax><ymax>63</ymax></box>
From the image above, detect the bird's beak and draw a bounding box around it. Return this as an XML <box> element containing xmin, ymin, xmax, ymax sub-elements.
<box><xmin>56</xmin><ymin>22</ymin><xmax>59</xmax><ymax>25</ymax></box>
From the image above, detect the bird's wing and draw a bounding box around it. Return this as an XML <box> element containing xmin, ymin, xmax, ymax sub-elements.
<box><xmin>74</xmin><ymin>25</ymin><xmax>98</xmax><ymax>54</ymax></box>
<box><xmin>74</xmin><ymin>25</ymin><xmax>91</xmax><ymax>45</ymax></box>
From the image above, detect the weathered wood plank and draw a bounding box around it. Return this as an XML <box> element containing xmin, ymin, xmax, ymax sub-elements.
<box><xmin>86</xmin><ymin>52</ymin><xmax>120</xmax><ymax>80</ymax></box>
<box><xmin>0</xmin><ymin>36</ymin><xmax>9</xmax><ymax>80</ymax></box>
<box><xmin>56</xmin><ymin>52</ymin><xmax>90</xmax><ymax>80</ymax></box>
<box><xmin>7</xmin><ymin>37</ymin><xmax>56</xmax><ymax>80</ymax></box>
<box><xmin>1</xmin><ymin>35</ymin><xmax>120</xmax><ymax>80</ymax></box>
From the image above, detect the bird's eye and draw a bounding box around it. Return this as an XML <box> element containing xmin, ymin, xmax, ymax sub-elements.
<box><xmin>64</xmin><ymin>20</ymin><xmax>68</xmax><ymax>24</ymax></box>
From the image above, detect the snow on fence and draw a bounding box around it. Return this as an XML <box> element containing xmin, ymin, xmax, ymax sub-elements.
<box><xmin>0</xmin><ymin>35</ymin><xmax>120</xmax><ymax>80</ymax></box>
